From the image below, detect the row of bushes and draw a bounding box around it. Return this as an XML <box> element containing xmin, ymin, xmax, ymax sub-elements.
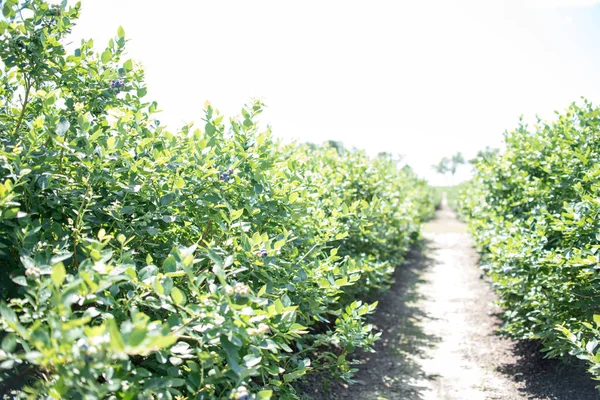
<box><xmin>458</xmin><ymin>100</ymin><xmax>600</xmax><ymax>386</ymax></box>
<box><xmin>0</xmin><ymin>1</ymin><xmax>435</xmax><ymax>398</ymax></box>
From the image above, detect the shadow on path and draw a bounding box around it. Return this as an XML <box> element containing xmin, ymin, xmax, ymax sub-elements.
<box><xmin>300</xmin><ymin>202</ymin><xmax>600</xmax><ymax>399</ymax></box>
<box><xmin>496</xmin><ymin>338</ymin><xmax>599</xmax><ymax>400</ymax></box>
<box><xmin>301</xmin><ymin>243</ymin><xmax>441</xmax><ymax>400</ymax></box>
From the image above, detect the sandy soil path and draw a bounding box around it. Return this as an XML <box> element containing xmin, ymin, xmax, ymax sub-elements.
<box><xmin>303</xmin><ymin>201</ymin><xmax>598</xmax><ymax>400</ymax></box>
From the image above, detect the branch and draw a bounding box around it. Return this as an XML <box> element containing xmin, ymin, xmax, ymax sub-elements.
<box><xmin>12</xmin><ymin>76</ymin><xmax>32</xmax><ymax>138</ymax></box>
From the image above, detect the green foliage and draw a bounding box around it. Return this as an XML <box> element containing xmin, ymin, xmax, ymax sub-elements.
<box><xmin>458</xmin><ymin>100</ymin><xmax>600</xmax><ymax>387</ymax></box>
<box><xmin>0</xmin><ymin>1</ymin><xmax>435</xmax><ymax>398</ymax></box>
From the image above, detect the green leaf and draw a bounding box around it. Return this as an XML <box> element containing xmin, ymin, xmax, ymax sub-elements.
<box><xmin>2</xmin><ymin>208</ymin><xmax>19</xmax><ymax>219</ymax></box>
<box><xmin>163</xmin><ymin>255</ymin><xmax>177</xmax><ymax>272</ymax></box>
<box><xmin>126</xmin><ymin>327</ymin><xmax>147</xmax><ymax>347</ymax></box>
<box><xmin>11</xmin><ymin>276</ymin><xmax>27</xmax><ymax>286</ymax></box>
<box><xmin>1</xmin><ymin>333</ymin><xmax>16</xmax><ymax>352</ymax></box>
<box><xmin>318</xmin><ymin>278</ymin><xmax>330</xmax><ymax>288</ymax></box>
<box><xmin>171</xmin><ymin>287</ymin><xmax>186</xmax><ymax>305</ymax></box>
<box><xmin>51</xmin><ymin>263</ymin><xmax>66</xmax><ymax>288</ymax></box>
<box><xmin>230</xmin><ymin>209</ymin><xmax>244</xmax><ymax>221</ymax></box>
<box><xmin>258</xmin><ymin>284</ymin><xmax>267</xmax><ymax>297</ymax></box>
<box><xmin>586</xmin><ymin>338</ymin><xmax>598</xmax><ymax>353</ymax></box>
<box><xmin>0</xmin><ymin>360</ymin><xmax>14</xmax><ymax>370</ymax></box>
<box><xmin>0</xmin><ymin>303</ymin><xmax>25</xmax><ymax>337</ymax></box>
<box><xmin>207</xmin><ymin>250</ymin><xmax>223</xmax><ymax>266</ymax></box>
<box><xmin>205</xmin><ymin>123</ymin><xmax>216</xmax><ymax>135</ymax></box>
<box><xmin>105</xmin><ymin>318</ymin><xmax>125</xmax><ymax>352</ymax></box>
<box><xmin>274</xmin><ymin>299</ymin><xmax>284</xmax><ymax>314</ymax></box>
<box><xmin>149</xmin><ymin>335</ymin><xmax>177</xmax><ymax>351</ymax></box>
<box><xmin>167</xmin><ymin>378</ymin><xmax>186</xmax><ymax>387</ymax></box>
<box><xmin>117</xmin><ymin>25</ymin><xmax>125</xmax><ymax>38</ymax></box>
<box><xmin>244</xmin><ymin>354</ymin><xmax>262</xmax><ymax>368</ymax></box>
<box><xmin>101</xmin><ymin>50</ymin><xmax>112</xmax><ymax>63</ymax></box>
<box><xmin>153</xmin><ymin>277</ymin><xmax>164</xmax><ymax>296</ymax></box>
<box><xmin>257</xmin><ymin>391</ymin><xmax>273</xmax><ymax>400</ymax></box>
<box><xmin>44</xmin><ymin>95</ymin><xmax>56</xmax><ymax>107</ymax></box>
<box><xmin>220</xmin><ymin>336</ymin><xmax>242</xmax><ymax>376</ymax></box>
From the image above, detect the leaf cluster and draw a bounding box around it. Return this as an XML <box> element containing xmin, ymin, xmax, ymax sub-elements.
<box><xmin>458</xmin><ymin>100</ymin><xmax>600</xmax><ymax>388</ymax></box>
<box><xmin>0</xmin><ymin>2</ymin><xmax>435</xmax><ymax>399</ymax></box>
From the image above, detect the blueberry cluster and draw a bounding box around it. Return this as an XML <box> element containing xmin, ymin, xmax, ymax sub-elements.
<box><xmin>25</xmin><ymin>265</ymin><xmax>41</xmax><ymax>277</ymax></box>
<box><xmin>225</xmin><ymin>282</ymin><xmax>251</xmax><ymax>297</ymax></box>
<box><xmin>256</xmin><ymin>249</ymin><xmax>268</xmax><ymax>258</ymax></box>
<box><xmin>220</xmin><ymin>168</ymin><xmax>234</xmax><ymax>182</ymax></box>
<box><xmin>76</xmin><ymin>339</ymin><xmax>97</xmax><ymax>362</ymax></box>
<box><xmin>110</xmin><ymin>79</ymin><xmax>125</xmax><ymax>92</ymax></box>
<box><xmin>247</xmin><ymin>322</ymin><xmax>270</xmax><ymax>336</ymax></box>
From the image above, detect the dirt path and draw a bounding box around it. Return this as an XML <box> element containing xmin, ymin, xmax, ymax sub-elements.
<box><xmin>302</xmin><ymin>201</ymin><xmax>599</xmax><ymax>400</ymax></box>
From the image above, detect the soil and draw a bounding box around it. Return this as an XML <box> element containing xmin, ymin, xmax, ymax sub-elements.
<box><xmin>300</xmin><ymin>201</ymin><xmax>600</xmax><ymax>400</ymax></box>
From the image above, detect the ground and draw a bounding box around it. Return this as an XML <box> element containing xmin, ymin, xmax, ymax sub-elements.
<box><xmin>300</xmin><ymin>201</ymin><xmax>600</xmax><ymax>400</ymax></box>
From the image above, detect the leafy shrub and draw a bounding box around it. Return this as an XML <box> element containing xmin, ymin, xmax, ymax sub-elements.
<box><xmin>458</xmin><ymin>100</ymin><xmax>600</xmax><ymax>387</ymax></box>
<box><xmin>0</xmin><ymin>1</ymin><xmax>435</xmax><ymax>398</ymax></box>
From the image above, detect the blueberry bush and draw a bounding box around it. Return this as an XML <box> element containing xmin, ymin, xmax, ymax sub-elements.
<box><xmin>0</xmin><ymin>1</ymin><xmax>435</xmax><ymax>398</ymax></box>
<box><xmin>458</xmin><ymin>100</ymin><xmax>600</xmax><ymax>387</ymax></box>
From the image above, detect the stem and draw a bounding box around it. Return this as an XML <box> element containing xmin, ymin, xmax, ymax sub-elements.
<box><xmin>58</xmin><ymin>148</ymin><xmax>64</xmax><ymax>174</ymax></box>
<box><xmin>199</xmin><ymin>220</ymin><xmax>212</xmax><ymax>244</ymax></box>
<box><xmin>72</xmin><ymin>187</ymin><xmax>92</xmax><ymax>267</ymax></box>
<box><xmin>297</xmin><ymin>243</ymin><xmax>320</xmax><ymax>265</ymax></box>
<box><xmin>12</xmin><ymin>76</ymin><xmax>32</xmax><ymax>139</ymax></box>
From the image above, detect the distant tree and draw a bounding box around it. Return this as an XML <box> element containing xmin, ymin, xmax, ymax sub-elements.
<box><xmin>377</xmin><ymin>152</ymin><xmax>405</xmax><ymax>168</ymax></box>
<box><xmin>449</xmin><ymin>152</ymin><xmax>465</xmax><ymax>180</ymax></box>
<box><xmin>401</xmin><ymin>164</ymin><xmax>414</xmax><ymax>173</ymax></box>
<box><xmin>433</xmin><ymin>152</ymin><xmax>465</xmax><ymax>185</ymax></box>
<box><xmin>433</xmin><ymin>157</ymin><xmax>450</xmax><ymax>177</ymax></box>
<box><xmin>325</xmin><ymin>140</ymin><xmax>345</xmax><ymax>154</ymax></box>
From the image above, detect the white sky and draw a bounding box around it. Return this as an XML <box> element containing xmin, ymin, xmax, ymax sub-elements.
<box><xmin>68</xmin><ymin>0</ymin><xmax>600</xmax><ymax>185</ymax></box>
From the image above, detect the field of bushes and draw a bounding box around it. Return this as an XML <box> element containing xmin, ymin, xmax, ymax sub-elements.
<box><xmin>458</xmin><ymin>101</ymin><xmax>600</xmax><ymax>384</ymax></box>
<box><xmin>0</xmin><ymin>1</ymin><xmax>435</xmax><ymax>399</ymax></box>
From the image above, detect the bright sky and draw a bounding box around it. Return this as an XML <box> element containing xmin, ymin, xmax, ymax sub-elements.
<box><xmin>68</xmin><ymin>0</ymin><xmax>600</xmax><ymax>185</ymax></box>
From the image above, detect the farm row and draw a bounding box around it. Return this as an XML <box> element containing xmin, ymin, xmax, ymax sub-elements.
<box><xmin>458</xmin><ymin>101</ymin><xmax>600</xmax><ymax>385</ymax></box>
<box><xmin>0</xmin><ymin>2</ymin><xmax>435</xmax><ymax>399</ymax></box>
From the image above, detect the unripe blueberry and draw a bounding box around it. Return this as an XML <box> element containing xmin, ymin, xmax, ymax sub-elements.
<box><xmin>235</xmin><ymin>386</ymin><xmax>248</xmax><ymax>400</ymax></box>
<box><xmin>258</xmin><ymin>323</ymin><xmax>270</xmax><ymax>334</ymax></box>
